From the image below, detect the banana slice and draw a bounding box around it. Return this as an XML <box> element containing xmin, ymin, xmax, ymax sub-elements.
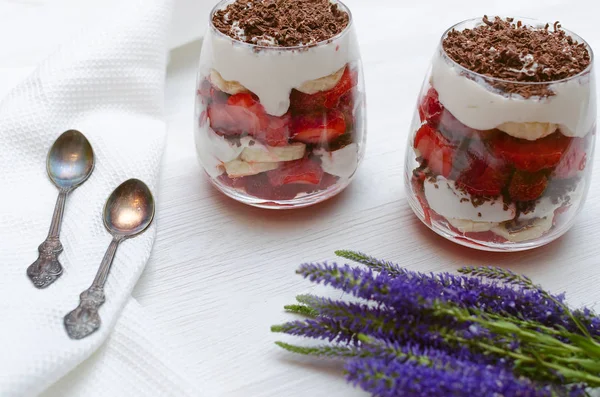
<box><xmin>224</xmin><ymin>159</ymin><xmax>279</xmax><ymax>178</ymax></box>
<box><xmin>296</xmin><ymin>67</ymin><xmax>345</xmax><ymax>94</ymax></box>
<box><xmin>240</xmin><ymin>141</ymin><xmax>306</xmax><ymax>163</ymax></box>
<box><xmin>210</xmin><ymin>69</ymin><xmax>248</xmax><ymax>95</ymax></box>
<box><xmin>447</xmin><ymin>218</ymin><xmax>498</xmax><ymax>233</ymax></box>
<box><xmin>491</xmin><ymin>216</ymin><xmax>553</xmax><ymax>243</ymax></box>
<box><xmin>497</xmin><ymin>122</ymin><xmax>558</xmax><ymax>141</ymax></box>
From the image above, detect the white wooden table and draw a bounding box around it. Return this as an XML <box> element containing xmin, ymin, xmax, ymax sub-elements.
<box><xmin>133</xmin><ymin>1</ymin><xmax>600</xmax><ymax>395</ymax></box>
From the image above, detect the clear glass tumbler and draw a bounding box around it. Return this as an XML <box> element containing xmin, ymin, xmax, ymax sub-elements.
<box><xmin>404</xmin><ymin>18</ymin><xmax>596</xmax><ymax>251</ymax></box>
<box><xmin>195</xmin><ymin>0</ymin><xmax>366</xmax><ymax>209</ymax></box>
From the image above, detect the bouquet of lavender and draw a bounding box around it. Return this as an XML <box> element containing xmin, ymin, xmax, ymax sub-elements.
<box><xmin>271</xmin><ymin>251</ymin><xmax>600</xmax><ymax>397</ymax></box>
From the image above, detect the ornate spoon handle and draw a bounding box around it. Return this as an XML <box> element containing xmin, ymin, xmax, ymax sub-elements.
<box><xmin>27</xmin><ymin>190</ymin><xmax>69</xmax><ymax>288</ymax></box>
<box><xmin>64</xmin><ymin>237</ymin><xmax>122</xmax><ymax>340</ymax></box>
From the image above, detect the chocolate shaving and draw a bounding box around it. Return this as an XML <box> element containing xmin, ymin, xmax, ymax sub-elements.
<box><xmin>442</xmin><ymin>16</ymin><xmax>591</xmax><ymax>97</ymax></box>
<box><xmin>212</xmin><ymin>0</ymin><xmax>349</xmax><ymax>47</ymax></box>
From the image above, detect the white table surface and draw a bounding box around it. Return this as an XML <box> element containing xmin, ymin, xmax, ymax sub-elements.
<box><xmin>133</xmin><ymin>1</ymin><xmax>600</xmax><ymax>396</ymax></box>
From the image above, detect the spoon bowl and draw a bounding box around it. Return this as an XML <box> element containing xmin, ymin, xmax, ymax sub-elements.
<box><xmin>103</xmin><ymin>179</ymin><xmax>155</xmax><ymax>237</ymax></box>
<box><xmin>47</xmin><ymin>129</ymin><xmax>94</xmax><ymax>189</ymax></box>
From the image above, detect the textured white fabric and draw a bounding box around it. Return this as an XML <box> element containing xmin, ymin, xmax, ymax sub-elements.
<box><xmin>42</xmin><ymin>299</ymin><xmax>198</xmax><ymax>397</ymax></box>
<box><xmin>0</xmin><ymin>0</ymin><xmax>198</xmax><ymax>395</ymax></box>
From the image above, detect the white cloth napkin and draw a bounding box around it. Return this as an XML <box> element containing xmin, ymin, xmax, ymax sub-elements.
<box><xmin>0</xmin><ymin>0</ymin><xmax>199</xmax><ymax>395</ymax></box>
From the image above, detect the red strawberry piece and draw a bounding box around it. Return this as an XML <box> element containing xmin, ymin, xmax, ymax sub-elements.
<box><xmin>413</xmin><ymin>124</ymin><xmax>455</xmax><ymax>178</ymax></box>
<box><xmin>508</xmin><ymin>170</ymin><xmax>548</xmax><ymax>201</ymax></box>
<box><xmin>437</xmin><ymin>109</ymin><xmax>480</xmax><ymax>142</ymax></box>
<box><xmin>208</xmin><ymin>93</ymin><xmax>268</xmax><ymax>136</ymax></box>
<box><xmin>292</xmin><ymin>110</ymin><xmax>346</xmax><ymax>144</ymax></box>
<box><xmin>207</xmin><ymin>104</ymin><xmax>237</xmax><ymax>135</ymax></box>
<box><xmin>258</xmin><ymin>113</ymin><xmax>292</xmax><ymax>147</ymax></box>
<box><xmin>410</xmin><ymin>169</ymin><xmax>431</xmax><ymax>226</ymax></box>
<box><xmin>267</xmin><ymin>158</ymin><xmax>324</xmax><ymax>186</ymax></box>
<box><xmin>456</xmin><ymin>155</ymin><xmax>511</xmax><ymax>197</ymax></box>
<box><xmin>198</xmin><ymin>110</ymin><xmax>208</xmax><ymax>128</ymax></box>
<box><xmin>289</xmin><ymin>89</ymin><xmax>325</xmax><ymax>113</ymax></box>
<box><xmin>488</xmin><ymin>132</ymin><xmax>572</xmax><ymax>172</ymax></box>
<box><xmin>198</xmin><ymin>79</ymin><xmax>228</xmax><ymax>104</ymax></box>
<box><xmin>274</xmin><ymin>183</ymin><xmax>320</xmax><ymax>200</ymax></box>
<box><xmin>553</xmin><ymin>137</ymin><xmax>587</xmax><ymax>179</ymax></box>
<box><xmin>243</xmin><ymin>173</ymin><xmax>275</xmax><ymax>199</ymax></box>
<box><xmin>455</xmin><ymin>231</ymin><xmax>508</xmax><ymax>244</ymax></box>
<box><xmin>338</xmin><ymin>89</ymin><xmax>356</xmax><ymax>127</ymax></box>
<box><xmin>418</xmin><ymin>87</ymin><xmax>443</xmax><ymax>128</ymax></box>
<box><xmin>324</xmin><ymin>66</ymin><xmax>358</xmax><ymax>108</ymax></box>
<box><xmin>319</xmin><ymin>173</ymin><xmax>339</xmax><ymax>189</ymax></box>
<box><xmin>290</xmin><ymin>66</ymin><xmax>358</xmax><ymax>112</ymax></box>
<box><xmin>198</xmin><ymin>79</ymin><xmax>212</xmax><ymax>98</ymax></box>
<box><xmin>218</xmin><ymin>174</ymin><xmax>246</xmax><ymax>190</ymax></box>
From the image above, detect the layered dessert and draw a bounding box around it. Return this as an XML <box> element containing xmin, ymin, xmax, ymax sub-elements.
<box><xmin>408</xmin><ymin>16</ymin><xmax>595</xmax><ymax>247</ymax></box>
<box><xmin>195</xmin><ymin>0</ymin><xmax>365</xmax><ymax>206</ymax></box>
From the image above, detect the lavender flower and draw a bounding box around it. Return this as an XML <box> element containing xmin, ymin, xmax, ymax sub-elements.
<box><xmin>275</xmin><ymin>252</ymin><xmax>600</xmax><ymax>395</ymax></box>
<box><xmin>298</xmin><ymin>256</ymin><xmax>600</xmax><ymax>338</ymax></box>
<box><xmin>344</xmin><ymin>356</ymin><xmax>560</xmax><ymax>397</ymax></box>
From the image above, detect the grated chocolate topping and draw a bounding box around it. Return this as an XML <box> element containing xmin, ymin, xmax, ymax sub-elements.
<box><xmin>442</xmin><ymin>16</ymin><xmax>591</xmax><ymax>98</ymax></box>
<box><xmin>212</xmin><ymin>0</ymin><xmax>349</xmax><ymax>47</ymax></box>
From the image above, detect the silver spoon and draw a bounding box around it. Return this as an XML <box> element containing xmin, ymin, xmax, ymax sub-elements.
<box><xmin>64</xmin><ymin>179</ymin><xmax>155</xmax><ymax>340</ymax></box>
<box><xmin>27</xmin><ymin>130</ymin><xmax>95</xmax><ymax>289</ymax></box>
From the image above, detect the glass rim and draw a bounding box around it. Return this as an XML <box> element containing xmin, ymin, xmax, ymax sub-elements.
<box><xmin>439</xmin><ymin>16</ymin><xmax>595</xmax><ymax>86</ymax></box>
<box><xmin>207</xmin><ymin>0</ymin><xmax>354</xmax><ymax>51</ymax></box>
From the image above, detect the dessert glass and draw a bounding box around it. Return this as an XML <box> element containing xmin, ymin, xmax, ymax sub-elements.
<box><xmin>404</xmin><ymin>18</ymin><xmax>596</xmax><ymax>251</ymax></box>
<box><xmin>195</xmin><ymin>0</ymin><xmax>366</xmax><ymax>209</ymax></box>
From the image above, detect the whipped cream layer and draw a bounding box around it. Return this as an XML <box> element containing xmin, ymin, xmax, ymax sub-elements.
<box><xmin>314</xmin><ymin>143</ymin><xmax>358</xmax><ymax>178</ymax></box>
<box><xmin>424</xmin><ymin>177</ymin><xmax>516</xmax><ymax>223</ymax></box>
<box><xmin>431</xmin><ymin>51</ymin><xmax>596</xmax><ymax>138</ymax></box>
<box><xmin>201</xmin><ymin>24</ymin><xmax>360</xmax><ymax>116</ymax></box>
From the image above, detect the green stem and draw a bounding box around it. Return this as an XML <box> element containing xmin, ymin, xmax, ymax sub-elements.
<box><xmin>452</xmin><ymin>335</ymin><xmax>600</xmax><ymax>386</ymax></box>
<box><xmin>274</xmin><ymin>341</ymin><xmax>358</xmax><ymax>358</ymax></box>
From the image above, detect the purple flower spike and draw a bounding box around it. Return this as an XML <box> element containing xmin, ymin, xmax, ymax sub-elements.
<box><xmin>344</xmin><ymin>355</ymin><xmax>555</xmax><ymax>397</ymax></box>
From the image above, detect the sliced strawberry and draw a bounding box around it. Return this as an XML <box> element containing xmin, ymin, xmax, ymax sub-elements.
<box><xmin>488</xmin><ymin>132</ymin><xmax>572</xmax><ymax>172</ymax></box>
<box><xmin>413</xmin><ymin>124</ymin><xmax>455</xmax><ymax>178</ymax></box>
<box><xmin>290</xmin><ymin>66</ymin><xmax>358</xmax><ymax>112</ymax></box>
<box><xmin>509</xmin><ymin>170</ymin><xmax>548</xmax><ymax>201</ymax></box>
<box><xmin>455</xmin><ymin>231</ymin><xmax>508</xmax><ymax>244</ymax></box>
<box><xmin>258</xmin><ymin>113</ymin><xmax>292</xmax><ymax>147</ymax></box>
<box><xmin>198</xmin><ymin>110</ymin><xmax>208</xmax><ymax>128</ymax></box>
<box><xmin>198</xmin><ymin>79</ymin><xmax>212</xmax><ymax>98</ymax></box>
<box><xmin>243</xmin><ymin>173</ymin><xmax>276</xmax><ymax>199</ymax></box>
<box><xmin>267</xmin><ymin>158</ymin><xmax>324</xmax><ymax>186</ymax></box>
<box><xmin>242</xmin><ymin>173</ymin><xmax>324</xmax><ymax>200</ymax></box>
<box><xmin>218</xmin><ymin>174</ymin><xmax>246</xmax><ymax>190</ymax></box>
<box><xmin>208</xmin><ymin>93</ymin><xmax>268</xmax><ymax>136</ymax></box>
<box><xmin>291</xmin><ymin>110</ymin><xmax>346</xmax><ymax>144</ymax></box>
<box><xmin>437</xmin><ymin>109</ymin><xmax>480</xmax><ymax>142</ymax></box>
<box><xmin>553</xmin><ymin>137</ymin><xmax>587</xmax><ymax>179</ymax></box>
<box><xmin>411</xmin><ymin>168</ymin><xmax>431</xmax><ymax>226</ymax></box>
<box><xmin>418</xmin><ymin>87</ymin><xmax>443</xmax><ymax>128</ymax></box>
<box><xmin>456</xmin><ymin>155</ymin><xmax>511</xmax><ymax>197</ymax></box>
<box><xmin>207</xmin><ymin>104</ymin><xmax>238</xmax><ymax>135</ymax></box>
<box><xmin>319</xmin><ymin>173</ymin><xmax>339</xmax><ymax>189</ymax></box>
<box><xmin>324</xmin><ymin>66</ymin><xmax>358</xmax><ymax>108</ymax></box>
<box><xmin>198</xmin><ymin>79</ymin><xmax>228</xmax><ymax>104</ymax></box>
<box><xmin>338</xmin><ymin>89</ymin><xmax>356</xmax><ymax>128</ymax></box>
